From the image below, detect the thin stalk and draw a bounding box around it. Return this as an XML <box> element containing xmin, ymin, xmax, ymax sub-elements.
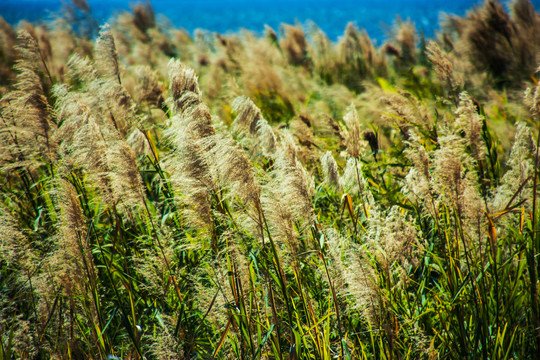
<box><xmin>78</xmin><ymin>219</ymin><xmax>108</xmax><ymax>351</ymax></box>
<box><xmin>455</xmin><ymin>212</ymin><xmax>487</xmax><ymax>359</ymax></box>
<box><xmin>92</xmin><ymin>214</ymin><xmax>143</xmax><ymax>359</ymax></box>
<box><xmin>36</xmin><ymin>42</ymin><xmax>54</xmax><ymax>87</ymax></box>
<box><xmin>139</xmin><ymin>191</ymin><xmax>183</xmax><ymax>302</ymax></box>
<box><xmin>259</xmin><ymin>205</ymin><xmax>294</xmax><ymax>327</ymax></box>
<box><xmin>318</xmin><ymin>249</ymin><xmax>345</xmax><ymax>358</ymax></box>
<box><xmin>530</xmin><ymin>126</ymin><xmax>540</xmax><ymax>352</ymax></box>
<box><xmin>354</xmin><ymin>157</ymin><xmax>369</xmax><ymax>221</ymax></box>
<box><xmin>254</xmin><ymin>201</ymin><xmax>284</xmax><ymax>355</ymax></box>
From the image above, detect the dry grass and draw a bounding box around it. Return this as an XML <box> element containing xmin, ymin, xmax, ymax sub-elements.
<box><xmin>0</xmin><ymin>1</ymin><xmax>539</xmax><ymax>359</ymax></box>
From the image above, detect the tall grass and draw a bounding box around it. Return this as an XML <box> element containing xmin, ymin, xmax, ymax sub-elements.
<box><xmin>0</xmin><ymin>0</ymin><xmax>539</xmax><ymax>359</ymax></box>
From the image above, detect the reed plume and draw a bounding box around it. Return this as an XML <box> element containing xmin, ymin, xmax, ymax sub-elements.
<box><xmin>324</xmin><ymin>228</ymin><xmax>379</xmax><ymax>327</ymax></box>
<box><xmin>106</xmin><ymin>140</ymin><xmax>147</xmax><ymax>209</ymax></box>
<box><xmin>95</xmin><ymin>25</ymin><xmax>121</xmax><ymax>84</ymax></box>
<box><xmin>133</xmin><ymin>65</ymin><xmax>165</xmax><ymax>108</ymax></box>
<box><xmin>1</xmin><ymin>2</ymin><xmax>539</xmax><ymax>358</ymax></box>
<box><xmin>341</xmin><ymin>157</ymin><xmax>371</xmax><ymax>201</ymax></box>
<box><xmin>165</xmin><ymin>60</ymin><xmax>217</xmax><ymax>229</ymax></box>
<box><xmin>380</xmin><ymin>90</ymin><xmax>434</xmax><ymax>139</ymax></box>
<box><xmin>280</xmin><ymin>24</ymin><xmax>309</xmax><ymax>67</ymax></box>
<box><xmin>0</xmin><ymin>17</ymin><xmax>17</xmax><ymax>86</ymax></box>
<box><xmin>202</xmin><ymin>132</ymin><xmax>261</xmax><ymax>209</ymax></box>
<box><xmin>403</xmin><ymin>130</ymin><xmax>435</xmax><ymax>213</ymax></box>
<box><xmin>231</xmin><ymin>95</ymin><xmax>276</xmax><ymax>156</ymax></box>
<box><xmin>0</xmin><ymin>30</ymin><xmax>58</xmax><ymax>171</ymax></box>
<box><xmin>166</xmin><ymin>129</ymin><xmax>215</xmax><ymax>229</ymax></box>
<box><xmin>337</xmin><ymin>23</ymin><xmax>387</xmax><ymax>91</ymax></box>
<box><xmin>0</xmin><ymin>208</ymin><xmax>35</xmax><ymax>275</ymax></box>
<box><xmin>47</xmin><ymin>179</ymin><xmax>93</xmax><ymax>299</ymax></box>
<box><xmin>0</xmin><ymin>204</ymin><xmax>42</xmax><ymax>357</ymax></box>
<box><xmin>168</xmin><ymin>59</ymin><xmax>215</xmax><ymax>138</ymax></box>
<box><xmin>309</xmin><ymin>23</ymin><xmax>336</xmax><ymax>83</ymax></box>
<box><xmin>64</xmin><ymin>53</ymin><xmax>136</xmax><ymax>139</ymax></box>
<box><xmin>454</xmin><ymin>92</ymin><xmax>486</xmax><ymax>162</ymax></box>
<box><xmin>320</xmin><ymin>151</ymin><xmax>342</xmax><ymax>191</ymax></box>
<box><xmin>492</xmin><ymin>122</ymin><xmax>537</xmax><ymax>211</ymax></box>
<box><xmin>341</xmin><ymin>104</ymin><xmax>367</xmax><ymax>159</ymax></box>
<box><xmin>282</xmin><ymin>118</ymin><xmax>314</xmax><ymax>166</ymax></box>
<box><xmin>132</xmin><ymin>2</ymin><xmax>156</xmax><ymax>34</ymax></box>
<box><xmin>392</xmin><ymin>18</ymin><xmax>417</xmax><ymax>65</ymax></box>
<box><xmin>426</xmin><ymin>41</ymin><xmax>463</xmax><ymax>100</ymax></box>
<box><xmin>366</xmin><ymin>205</ymin><xmax>422</xmax><ymax>270</ymax></box>
<box><xmin>270</xmin><ymin>134</ymin><xmax>314</xmax><ymax>224</ymax></box>
<box><xmin>446</xmin><ymin>0</ymin><xmax>540</xmax><ymax>86</ymax></box>
<box><xmin>55</xmin><ymin>80</ymin><xmax>144</xmax><ymax>212</ymax></box>
<box><xmin>524</xmin><ymin>66</ymin><xmax>540</xmax><ymax>118</ymax></box>
<box><xmin>432</xmin><ymin>129</ymin><xmax>486</xmax><ymax>248</ymax></box>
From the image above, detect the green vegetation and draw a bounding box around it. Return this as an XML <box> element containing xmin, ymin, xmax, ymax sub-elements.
<box><xmin>1</xmin><ymin>0</ymin><xmax>539</xmax><ymax>358</ymax></box>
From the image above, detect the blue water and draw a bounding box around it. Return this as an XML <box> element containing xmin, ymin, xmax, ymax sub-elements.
<box><xmin>0</xmin><ymin>0</ymin><xmax>539</xmax><ymax>43</ymax></box>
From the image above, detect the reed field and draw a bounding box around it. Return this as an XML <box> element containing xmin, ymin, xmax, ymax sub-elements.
<box><xmin>0</xmin><ymin>0</ymin><xmax>540</xmax><ymax>358</ymax></box>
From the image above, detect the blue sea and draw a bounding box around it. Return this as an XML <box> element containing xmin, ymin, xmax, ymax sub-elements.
<box><xmin>0</xmin><ymin>0</ymin><xmax>539</xmax><ymax>43</ymax></box>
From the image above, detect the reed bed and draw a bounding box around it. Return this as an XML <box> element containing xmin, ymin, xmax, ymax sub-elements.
<box><xmin>0</xmin><ymin>0</ymin><xmax>539</xmax><ymax>358</ymax></box>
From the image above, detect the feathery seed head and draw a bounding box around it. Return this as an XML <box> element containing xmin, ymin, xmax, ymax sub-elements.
<box><xmin>202</xmin><ymin>134</ymin><xmax>261</xmax><ymax>207</ymax></box>
<box><xmin>167</xmin><ymin>59</ymin><xmax>215</xmax><ymax>139</ymax></box>
<box><xmin>454</xmin><ymin>92</ymin><xmax>485</xmax><ymax>160</ymax></box>
<box><xmin>0</xmin><ymin>207</ymin><xmax>35</xmax><ymax>272</ymax></box>
<box><xmin>14</xmin><ymin>30</ymin><xmax>44</xmax><ymax>75</ymax></box>
<box><xmin>492</xmin><ymin>122</ymin><xmax>537</xmax><ymax>211</ymax></box>
<box><xmin>433</xmin><ymin>132</ymin><xmax>466</xmax><ymax>194</ymax></box>
<box><xmin>66</xmin><ymin>53</ymin><xmax>98</xmax><ymax>83</ymax></box>
<box><xmin>1</xmin><ymin>33</ymin><xmax>58</xmax><ymax>164</ymax></box>
<box><xmin>46</xmin><ymin>179</ymin><xmax>93</xmax><ymax>301</ymax></box>
<box><xmin>231</xmin><ymin>96</ymin><xmax>278</xmax><ymax>157</ymax></box>
<box><xmin>106</xmin><ymin>141</ymin><xmax>146</xmax><ymax>211</ymax></box>
<box><xmin>524</xmin><ymin>69</ymin><xmax>540</xmax><ymax>118</ymax></box>
<box><xmin>127</xmin><ymin>127</ymin><xmax>153</xmax><ymax>158</ymax></box>
<box><xmin>132</xmin><ymin>2</ymin><xmax>156</xmax><ymax>33</ymax></box>
<box><xmin>280</xmin><ymin>24</ymin><xmax>308</xmax><ymax>66</ymax></box>
<box><xmin>320</xmin><ymin>151</ymin><xmax>342</xmax><ymax>191</ymax></box>
<box><xmin>426</xmin><ymin>41</ymin><xmax>463</xmax><ymax>92</ymax></box>
<box><xmin>381</xmin><ymin>91</ymin><xmax>433</xmax><ymax>137</ymax></box>
<box><xmin>395</xmin><ymin>19</ymin><xmax>417</xmax><ymax>61</ymax></box>
<box><xmin>366</xmin><ymin>205</ymin><xmax>422</xmax><ymax>269</ymax></box>
<box><xmin>272</xmin><ymin>143</ymin><xmax>314</xmax><ymax>225</ymax></box>
<box><xmin>403</xmin><ymin>130</ymin><xmax>432</xmax><ymax>204</ymax></box>
<box><xmin>166</xmin><ymin>128</ymin><xmax>215</xmax><ymax>230</ymax></box>
<box><xmin>134</xmin><ymin>65</ymin><xmax>164</xmax><ymax>106</ymax></box>
<box><xmin>261</xmin><ymin>180</ymin><xmax>298</xmax><ymax>251</ymax></box>
<box><xmin>231</xmin><ymin>95</ymin><xmax>262</xmax><ymax>134</ymax></box>
<box><xmin>168</xmin><ymin>59</ymin><xmax>200</xmax><ymax>108</ymax></box>
<box><xmin>256</xmin><ymin>119</ymin><xmax>277</xmax><ymax>156</ymax></box>
<box><xmin>95</xmin><ymin>25</ymin><xmax>121</xmax><ymax>83</ymax></box>
<box><xmin>342</xmin><ymin>158</ymin><xmax>367</xmax><ymax>198</ymax></box>
<box><xmin>431</xmin><ymin>130</ymin><xmax>483</xmax><ymax>229</ymax></box>
<box><xmin>342</xmin><ymin>104</ymin><xmax>367</xmax><ymax>158</ymax></box>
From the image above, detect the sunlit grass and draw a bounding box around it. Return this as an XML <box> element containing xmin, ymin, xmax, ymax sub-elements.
<box><xmin>0</xmin><ymin>0</ymin><xmax>539</xmax><ymax>359</ymax></box>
